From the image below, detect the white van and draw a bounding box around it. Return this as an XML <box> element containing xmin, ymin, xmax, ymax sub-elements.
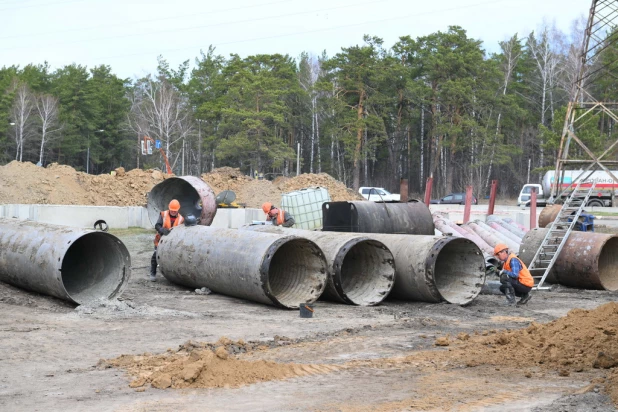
<box><xmin>358</xmin><ymin>187</ymin><xmax>400</xmax><ymax>202</ymax></box>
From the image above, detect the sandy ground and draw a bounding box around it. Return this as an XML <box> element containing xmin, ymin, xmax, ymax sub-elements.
<box><xmin>1</xmin><ymin>228</ymin><xmax>618</xmax><ymax>411</ymax></box>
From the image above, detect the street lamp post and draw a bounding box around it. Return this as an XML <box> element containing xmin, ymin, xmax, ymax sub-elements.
<box><xmin>87</xmin><ymin>130</ymin><xmax>105</xmax><ymax>174</ymax></box>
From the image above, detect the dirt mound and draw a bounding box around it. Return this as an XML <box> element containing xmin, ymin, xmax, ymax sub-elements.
<box><xmin>0</xmin><ymin>161</ymin><xmax>166</xmax><ymax>206</ymax></box>
<box><xmin>104</xmin><ymin>337</ymin><xmax>337</xmax><ymax>390</ymax></box>
<box><xmin>202</xmin><ymin>167</ymin><xmax>361</xmax><ymax>208</ymax></box>
<box><xmin>414</xmin><ymin>302</ymin><xmax>618</xmax><ymax>404</ymax></box>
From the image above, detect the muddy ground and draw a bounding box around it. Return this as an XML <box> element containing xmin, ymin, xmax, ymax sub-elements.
<box><xmin>1</xmin><ymin>228</ymin><xmax>618</xmax><ymax>411</ymax></box>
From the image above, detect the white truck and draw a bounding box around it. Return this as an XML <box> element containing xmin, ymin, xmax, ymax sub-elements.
<box><xmin>518</xmin><ymin>170</ymin><xmax>618</xmax><ymax>207</ymax></box>
<box><xmin>358</xmin><ymin>187</ymin><xmax>400</xmax><ymax>202</ymax></box>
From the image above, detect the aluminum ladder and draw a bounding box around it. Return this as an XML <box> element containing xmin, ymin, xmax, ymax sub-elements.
<box><xmin>528</xmin><ymin>181</ymin><xmax>597</xmax><ymax>290</ymax></box>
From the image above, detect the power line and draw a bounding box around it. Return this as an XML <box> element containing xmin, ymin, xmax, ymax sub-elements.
<box><xmin>0</xmin><ymin>0</ymin><xmax>89</xmax><ymax>12</ymax></box>
<box><xmin>0</xmin><ymin>0</ymin><xmax>296</xmax><ymax>40</ymax></box>
<box><xmin>0</xmin><ymin>0</ymin><xmax>393</xmax><ymax>52</ymax></box>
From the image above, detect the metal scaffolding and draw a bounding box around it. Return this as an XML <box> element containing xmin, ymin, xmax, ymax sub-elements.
<box><xmin>550</xmin><ymin>0</ymin><xmax>618</xmax><ymax>204</ymax></box>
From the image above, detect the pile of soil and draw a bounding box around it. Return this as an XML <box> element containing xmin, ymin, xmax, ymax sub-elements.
<box><xmin>104</xmin><ymin>337</ymin><xmax>336</xmax><ymax>390</ymax></box>
<box><xmin>202</xmin><ymin>168</ymin><xmax>362</xmax><ymax>209</ymax></box>
<box><xmin>0</xmin><ymin>162</ymin><xmax>359</xmax><ymax>209</ymax></box>
<box><xmin>0</xmin><ymin>161</ymin><xmax>166</xmax><ymax>206</ymax></box>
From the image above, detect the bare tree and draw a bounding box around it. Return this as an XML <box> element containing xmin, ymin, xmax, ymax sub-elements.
<box><xmin>128</xmin><ymin>76</ymin><xmax>192</xmax><ymax>172</ymax></box>
<box><xmin>35</xmin><ymin>93</ymin><xmax>61</xmax><ymax>165</ymax></box>
<box><xmin>10</xmin><ymin>83</ymin><xmax>35</xmax><ymax>162</ymax></box>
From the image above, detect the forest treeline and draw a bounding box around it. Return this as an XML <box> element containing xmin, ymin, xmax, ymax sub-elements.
<box><xmin>1</xmin><ymin>20</ymin><xmax>617</xmax><ymax>197</ymax></box>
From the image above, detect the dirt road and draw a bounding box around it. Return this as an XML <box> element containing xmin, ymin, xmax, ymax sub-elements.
<box><xmin>1</xmin><ymin>228</ymin><xmax>617</xmax><ymax>411</ymax></box>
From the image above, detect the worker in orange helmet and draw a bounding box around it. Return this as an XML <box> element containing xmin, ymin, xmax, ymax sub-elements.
<box><xmin>150</xmin><ymin>199</ymin><xmax>185</xmax><ymax>282</ymax></box>
<box><xmin>494</xmin><ymin>243</ymin><xmax>533</xmax><ymax>306</ymax></box>
<box><xmin>261</xmin><ymin>202</ymin><xmax>295</xmax><ymax>228</ymax></box>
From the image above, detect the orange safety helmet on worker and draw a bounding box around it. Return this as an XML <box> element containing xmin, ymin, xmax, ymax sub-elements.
<box><xmin>493</xmin><ymin>244</ymin><xmax>534</xmax><ymax>288</ymax></box>
<box><xmin>262</xmin><ymin>202</ymin><xmax>286</xmax><ymax>225</ymax></box>
<box><xmin>154</xmin><ymin>199</ymin><xmax>185</xmax><ymax>246</ymax></box>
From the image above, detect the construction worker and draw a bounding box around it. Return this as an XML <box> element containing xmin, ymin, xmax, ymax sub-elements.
<box><xmin>494</xmin><ymin>243</ymin><xmax>533</xmax><ymax>306</ymax></box>
<box><xmin>150</xmin><ymin>199</ymin><xmax>184</xmax><ymax>282</ymax></box>
<box><xmin>261</xmin><ymin>202</ymin><xmax>295</xmax><ymax>228</ymax></box>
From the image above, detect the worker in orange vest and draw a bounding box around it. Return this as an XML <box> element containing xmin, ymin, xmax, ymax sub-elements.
<box><xmin>261</xmin><ymin>202</ymin><xmax>295</xmax><ymax>228</ymax></box>
<box><xmin>150</xmin><ymin>199</ymin><xmax>185</xmax><ymax>282</ymax></box>
<box><xmin>494</xmin><ymin>243</ymin><xmax>533</xmax><ymax>306</ymax></box>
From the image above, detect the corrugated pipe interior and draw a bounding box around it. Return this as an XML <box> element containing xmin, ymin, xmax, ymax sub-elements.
<box><xmin>0</xmin><ymin>218</ymin><xmax>131</xmax><ymax>305</ymax></box>
<box><xmin>157</xmin><ymin>226</ymin><xmax>328</xmax><ymax>308</ymax></box>
<box><xmin>366</xmin><ymin>234</ymin><xmax>485</xmax><ymax>305</ymax></box>
<box><xmin>240</xmin><ymin>225</ymin><xmax>395</xmax><ymax>306</ymax></box>
<box><xmin>147</xmin><ymin>176</ymin><xmax>217</xmax><ymax>226</ymax></box>
<box><xmin>322</xmin><ymin>201</ymin><xmax>434</xmax><ymax>235</ymax></box>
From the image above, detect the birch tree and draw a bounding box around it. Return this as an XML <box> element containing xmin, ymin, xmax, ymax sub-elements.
<box><xmin>35</xmin><ymin>93</ymin><xmax>61</xmax><ymax>165</ymax></box>
<box><xmin>10</xmin><ymin>83</ymin><xmax>34</xmax><ymax>161</ymax></box>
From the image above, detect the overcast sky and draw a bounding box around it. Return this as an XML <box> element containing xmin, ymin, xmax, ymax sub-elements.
<box><xmin>1</xmin><ymin>0</ymin><xmax>591</xmax><ymax>80</ymax></box>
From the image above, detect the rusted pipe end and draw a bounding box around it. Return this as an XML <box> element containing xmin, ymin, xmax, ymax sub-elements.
<box><xmin>333</xmin><ymin>239</ymin><xmax>395</xmax><ymax>306</ymax></box>
<box><xmin>261</xmin><ymin>237</ymin><xmax>327</xmax><ymax>308</ymax></box>
<box><xmin>538</xmin><ymin>204</ymin><xmax>562</xmax><ymax>228</ymax></box>
<box><xmin>61</xmin><ymin>231</ymin><xmax>131</xmax><ymax>304</ymax></box>
<box><xmin>147</xmin><ymin>176</ymin><xmax>217</xmax><ymax>226</ymax></box>
<box><xmin>598</xmin><ymin>237</ymin><xmax>618</xmax><ymax>291</ymax></box>
<box><xmin>429</xmin><ymin>238</ymin><xmax>485</xmax><ymax>305</ymax></box>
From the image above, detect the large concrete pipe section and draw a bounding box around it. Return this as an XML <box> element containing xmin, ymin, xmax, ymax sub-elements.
<box><xmin>157</xmin><ymin>226</ymin><xmax>328</xmax><ymax>308</ymax></box>
<box><xmin>322</xmin><ymin>201</ymin><xmax>434</xmax><ymax>234</ymax></box>
<box><xmin>538</xmin><ymin>204</ymin><xmax>562</xmax><ymax>228</ymax></box>
<box><xmin>434</xmin><ymin>217</ymin><xmax>493</xmax><ymax>256</ymax></box>
<box><xmin>519</xmin><ymin>228</ymin><xmax>618</xmax><ymax>290</ymax></box>
<box><xmin>364</xmin><ymin>234</ymin><xmax>485</xmax><ymax>305</ymax></box>
<box><xmin>487</xmin><ymin>215</ymin><xmax>526</xmax><ymax>239</ymax></box>
<box><xmin>0</xmin><ymin>218</ymin><xmax>131</xmax><ymax>305</ymax></box>
<box><xmin>240</xmin><ymin>226</ymin><xmax>396</xmax><ymax>306</ymax></box>
<box><xmin>147</xmin><ymin>176</ymin><xmax>217</xmax><ymax>226</ymax></box>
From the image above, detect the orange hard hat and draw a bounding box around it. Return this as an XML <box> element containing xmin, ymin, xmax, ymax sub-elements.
<box><xmin>169</xmin><ymin>199</ymin><xmax>181</xmax><ymax>212</ymax></box>
<box><xmin>262</xmin><ymin>202</ymin><xmax>273</xmax><ymax>214</ymax></box>
<box><xmin>494</xmin><ymin>243</ymin><xmax>509</xmax><ymax>256</ymax></box>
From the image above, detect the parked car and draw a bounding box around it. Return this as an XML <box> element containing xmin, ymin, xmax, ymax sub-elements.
<box><xmin>358</xmin><ymin>187</ymin><xmax>401</xmax><ymax>202</ymax></box>
<box><xmin>430</xmin><ymin>192</ymin><xmax>477</xmax><ymax>205</ymax></box>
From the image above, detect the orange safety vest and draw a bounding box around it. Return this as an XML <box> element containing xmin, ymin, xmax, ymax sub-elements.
<box><xmin>504</xmin><ymin>253</ymin><xmax>534</xmax><ymax>288</ymax></box>
<box><xmin>154</xmin><ymin>210</ymin><xmax>184</xmax><ymax>246</ymax></box>
<box><xmin>276</xmin><ymin>209</ymin><xmax>285</xmax><ymax>225</ymax></box>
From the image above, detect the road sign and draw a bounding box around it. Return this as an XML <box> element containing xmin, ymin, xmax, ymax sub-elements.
<box><xmin>155</xmin><ymin>140</ymin><xmax>161</xmax><ymax>149</ymax></box>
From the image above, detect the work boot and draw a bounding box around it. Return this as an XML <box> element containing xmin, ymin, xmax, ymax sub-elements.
<box><xmin>504</xmin><ymin>287</ymin><xmax>516</xmax><ymax>306</ymax></box>
<box><xmin>518</xmin><ymin>293</ymin><xmax>532</xmax><ymax>305</ymax></box>
<box><xmin>148</xmin><ymin>269</ymin><xmax>157</xmax><ymax>282</ymax></box>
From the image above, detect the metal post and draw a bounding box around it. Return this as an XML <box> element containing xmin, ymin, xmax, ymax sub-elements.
<box><xmin>86</xmin><ymin>145</ymin><xmax>89</xmax><ymax>174</ymax></box>
<box><xmin>530</xmin><ymin>187</ymin><xmax>537</xmax><ymax>229</ymax></box>
<box><xmin>424</xmin><ymin>176</ymin><xmax>433</xmax><ymax>205</ymax></box>
<box><xmin>296</xmin><ymin>142</ymin><xmax>300</xmax><ymax>176</ymax></box>
<box><xmin>488</xmin><ymin>180</ymin><xmax>498</xmax><ymax>215</ymax></box>
<box><xmin>400</xmin><ymin>178</ymin><xmax>408</xmax><ymax>203</ymax></box>
<box><xmin>463</xmin><ymin>186</ymin><xmax>473</xmax><ymax>223</ymax></box>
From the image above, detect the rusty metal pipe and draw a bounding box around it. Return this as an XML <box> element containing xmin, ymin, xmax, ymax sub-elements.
<box><xmin>322</xmin><ymin>201</ymin><xmax>434</xmax><ymax>235</ymax></box>
<box><xmin>487</xmin><ymin>215</ymin><xmax>526</xmax><ymax>238</ymax></box>
<box><xmin>362</xmin><ymin>234</ymin><xmax>485</xmax><ymax>305</ymax></box>
<box><xmin>147</xmin><ymin>176</ymin><xmax>217</xmax><ymax>226</ymax></box>
<box><xmin>483</xmin><ymin>221</ymin><xmax>522</xmax><ymax>246</ymax></box>
<box><xmin>519</xmin><ymin>228</ymin><xmax>618</xmax><ymax>290</ymax></box>
<box><xmin>503</xmin><ymin>217</ymin><xmax>529</xmax><ymax>233</ymax></box>
<box><xmin>434</xmin><ymin>217</ymin><xmax>493</xmax><ymax>256</ymax></box>
<box><xmin>240</xmin><ymin>226</ymin><xmax>396</xmax><ymax>306</ymax></box>
<box><xmin>0</xmin><ymin>218</ymin><xmax>131</xmax><ymax>305</ymax></box>
<box><xmin>538</xmin><ymin>204</ymin><xmax>562</xmax><ymax>228</ymax></box>
<box><xmin>464</xmin><ymin>222</ymin><xmax>502</xmax><ymax>249</ymax></box>
<box><xmin>157</xmin><ymin>226</ymin><xmax>328</xmax><ymax>308</ymax></box>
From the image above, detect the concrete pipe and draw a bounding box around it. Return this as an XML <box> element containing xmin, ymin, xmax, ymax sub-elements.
<box><xmin>0</xmin><ymin>218</ymin><xmax>131</xmax><ymax>305</ymax></box>
<box><xmin>434</xmin><ymin>218</ymin><xmax>493</xmax><ymax>256</ymax></box>
<box><xmin>240</xmin><ymin>226</ymin><xmax>396</xmax><ymax>306</ymax></box>
<box><xmin>433</xmin><ymin>218</ymin><xmax>463</xmax><ymax>237</ymax></box>
<box><xmin>538</xmin><ymin>204</ymin><xmax>562</xmax><ymax>228</ymax></box>
<box><xmin>147</xmin><ymin>176</ymin><xmax>217</xmax><ymax>226</ymax></box>
<box><xmin>157</xmin><ymin>226</ymin><xmax>328</xmax><ymax>308</ymax></box>
<box><xmin>322</xmin><ymin>201</ymin><xmax>434</xmax><ymax>235</ymax></box>
<box><xmin>365</xmin><ymin>234</ymin><xmax>485</xmax><ymax>305</ymax></box>
<box><xmin>487</xmin><ymin>216</ymin><xmax>526</xmax><ymax>238</ymax></box>
<box><xmin>519</xmin><ymin>228</ymin><xmax>618</xmax><ymax>290</ymax></box>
